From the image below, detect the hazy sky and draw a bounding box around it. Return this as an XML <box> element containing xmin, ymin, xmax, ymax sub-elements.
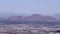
<box><xmin>0</xmin><ymin>0</ymin><xmax>60</xmax><ymax>17</ymax></box>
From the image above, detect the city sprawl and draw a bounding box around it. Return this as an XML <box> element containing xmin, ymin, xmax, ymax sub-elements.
<box><xmin>0</xmin><ymin>24</ymin><xmax>60</xmax><ymax>34</ymax></box>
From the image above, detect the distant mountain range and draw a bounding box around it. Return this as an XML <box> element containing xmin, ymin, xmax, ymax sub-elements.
<box><xmin>8</xmin><ymin>14</ymin><xmax>58</xmax><ymax>22</ymax></box>
<box><xmin>0</xmin><ymin>14</ymin><xmax>60</xmax><ymax>25</ymax></box>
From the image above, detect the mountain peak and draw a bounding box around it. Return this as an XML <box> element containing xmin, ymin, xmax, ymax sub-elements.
<box><xmin>30</xmin><ymin>14</ymin><xmax>43</xmax><ymax>17</ymax></box>
<box><xmin>32</xmin><ymin>14</ymin><xmax>41</xmax><ymax>16</ymax></box>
